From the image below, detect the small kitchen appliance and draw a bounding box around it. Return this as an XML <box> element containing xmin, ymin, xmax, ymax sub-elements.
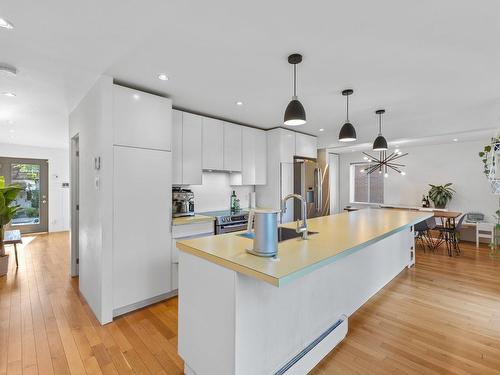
<box><xmin>245</xmin><ymin>209</ymin><xmax>280</xmax><ymax>257</ymax></box>
<box><xmin>172</xmin><ymin>187</ymin><xmax>195</xmax><ymax>217</ymax></box>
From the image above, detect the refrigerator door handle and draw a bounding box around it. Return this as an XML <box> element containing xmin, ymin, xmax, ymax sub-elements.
<box><xmin>316</xmin><ymin>167</ymin><xmax>323</xmax><ymax>213</ymax></box>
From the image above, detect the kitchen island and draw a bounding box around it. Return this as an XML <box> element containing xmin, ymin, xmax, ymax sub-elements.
<box><xmin>176</xmin><ymin>208</ymin><xmax>432</xmax><ymax>375</ymax></box>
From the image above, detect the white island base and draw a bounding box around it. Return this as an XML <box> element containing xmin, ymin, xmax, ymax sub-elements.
<box><xmin>178</xmin><ymin>226</ymin><xmax>414</xmax><ymax>375</ymax></box>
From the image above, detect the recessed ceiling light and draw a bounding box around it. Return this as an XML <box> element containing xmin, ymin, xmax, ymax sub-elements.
<box><xmin>133</xmin><ymin>94</ymin><xmax>140</xmax><ymax>100</ymax></box>
<box><xmin>236</xmin><ymin>101</ymin><xmax>243</xmax><ymax>106</ymax></box>
<box><xmin>0</xmin><ymin>18</ymin><xmax>14</xmax><ymax>30</ymax></box>
<box><xmin>7</xmin><ymin>120</ymin><xmax>14</xmax><ymax>125</ymax></box>
<box><xmin>158</xmin><ymin>73</ymin><xmax>169</xmax><ymax>81</ymax></box>
<box><xmin>2</xmin><ymin>92</ymin><xmax>16</xmax><ymax>97</ymax></box>
<box><xmin>9</xmin><ymin>129</ymin><xmax>14</xmax><ymax>133</ymax></box>
<box><xmin>453</xmin><ymin>138</ymin><xmax>458</xmax><ymax>142</ymax></box>
<box><xmin>319</xmin><ymin>128</ymin><xmax>324</xmax><ymax>132</ymax></box>
<box><xmin>0</xmin><ymin>64</ymin><xmax>17</xmax><ymax>76</ymax></box>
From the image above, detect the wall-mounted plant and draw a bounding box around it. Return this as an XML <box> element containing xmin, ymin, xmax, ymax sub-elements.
<box><xmin>479</xmin><ymin>137</ymin><xmax>500</xmax><ymax>177</ymax></box>
<box><xmin>428</xmin><ymin>183</ymin><xmax>455</xmax><ymax>209</ymax></box>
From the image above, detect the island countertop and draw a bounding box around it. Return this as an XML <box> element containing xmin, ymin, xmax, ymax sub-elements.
<box><xmin>176</xmin><ymin>208</ymin><xmax>432</xmax><ymax>286</ymax></box>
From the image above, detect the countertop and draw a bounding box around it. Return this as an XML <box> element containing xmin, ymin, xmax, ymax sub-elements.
<box><xmin>176</xmin><ymin>208</ymin><xmax>432</xmax><ymax>286</ymax></box>
<box><xmin>172</xmin><ymin>214</ymin><xmax>215</xmax><ymax>226</ymax></box>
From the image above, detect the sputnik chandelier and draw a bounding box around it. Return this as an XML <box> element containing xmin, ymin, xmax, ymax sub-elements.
<box><xmin>361</xmin><ymin>109</ymin><xmax>408</xmax><ymax>177</ymax></box>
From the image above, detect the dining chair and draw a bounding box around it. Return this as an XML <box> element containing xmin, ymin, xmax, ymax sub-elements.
<box><xmin>414</xmin><ymin>218</ymin><xmax>436</xmax><ymax>252</ymax></box>
<box><xmin>438</xmin><ymin>215</ymin><xmax>466</xmax><ymax>256</ymax></box>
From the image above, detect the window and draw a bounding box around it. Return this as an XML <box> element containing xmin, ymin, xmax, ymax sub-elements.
<box><xmin>350</xmin><ymin>163</ymin><xmax>384</xmax><ymax>203</ymax></box>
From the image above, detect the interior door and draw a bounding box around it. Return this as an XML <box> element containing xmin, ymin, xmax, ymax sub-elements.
<box><xmin>0</xmin><ymin>157</ymin><xmax>49</xmax><ymax>234</ymax></box>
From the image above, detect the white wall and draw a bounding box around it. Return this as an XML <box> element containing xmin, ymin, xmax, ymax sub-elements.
<box><xmin>339</xmin><ymin>140</ymin><xmax>497</xmax><ymax>220</ymax></box>
<box><xmin>189</xmin><ymin>172</ymin><xmax>254</xmax><ymax>212</ymax></box>
<box><xmin>69</xmin><ymin>75</ymin><xmax>114</xmax><ymax>324</ymax></box>
<box><xmin>0</xmin><ymin>142</ymin><xmax>70</xmax><ymax>232</ymax></box>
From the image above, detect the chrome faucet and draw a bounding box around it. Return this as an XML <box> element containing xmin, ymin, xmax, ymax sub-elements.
<box><xmin>281</xmin><ymin>194</ymin><xmax>308</xmax><ymax>240</ymax></box>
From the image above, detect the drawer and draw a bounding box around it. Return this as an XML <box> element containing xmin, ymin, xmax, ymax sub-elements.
<box><xmin>171</xmin><ymin>230</ymin><xmax>214</xmax><ymax>264</ymax></box>
<box><xmin>172</xmin><ymin>221</ymin><xmax>214</xmax><ymax>239</ymax></box>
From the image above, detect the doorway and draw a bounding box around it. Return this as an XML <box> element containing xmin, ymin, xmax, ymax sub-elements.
<box><xmin>70</xmin><ymin>135</ymin><xmax>80</xmax><ymax>276</ymax></box>
<box><xmin>0</xmin><ymin>157</ymin><xmax>49</xmax><ymax>234</ymax></box>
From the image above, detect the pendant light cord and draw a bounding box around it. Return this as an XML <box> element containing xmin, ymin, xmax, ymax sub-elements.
<box><xmin>378</xmin><ymin>113</ymin><xmax>382</xmax><ymax>135</ymax></box>
<box><xmin>293</xmin><ymin>64</ymin><xmax>297</xmax><ymax>98</ymax></box>
<box><xmin>346</xmin><ymin>94</ymin><xmax>349</xmax><ymax>122</ymax></box>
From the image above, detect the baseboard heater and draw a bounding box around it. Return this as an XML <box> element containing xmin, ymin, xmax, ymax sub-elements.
<box><xmin>273</xmin><ymin>315</ymin><xmax>348</xmax><ymax>375</ymax></box>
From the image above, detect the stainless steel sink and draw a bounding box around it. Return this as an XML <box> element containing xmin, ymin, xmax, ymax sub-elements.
<box><xmin>238</xmin><ymin>227</ymin><xmax>317</xmax><ymax>242</ymax></box>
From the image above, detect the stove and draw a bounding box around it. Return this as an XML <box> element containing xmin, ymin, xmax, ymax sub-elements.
<box><xmin>199</xmin><ymin>210</ymin><xmax>249</xmax><ymax>234</ymax></box>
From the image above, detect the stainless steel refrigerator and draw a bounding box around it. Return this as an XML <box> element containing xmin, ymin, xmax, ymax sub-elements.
<box><xmin>293</xmin><ymin>157</ymin><xmax>329</xmax><ymax>221</ymax></box>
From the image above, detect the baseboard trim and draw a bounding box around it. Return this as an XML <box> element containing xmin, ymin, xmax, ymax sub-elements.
<box><xmin>113</xmin><ymin>289</ymin><xmax>178</xmax><ymax>318</ymax></box>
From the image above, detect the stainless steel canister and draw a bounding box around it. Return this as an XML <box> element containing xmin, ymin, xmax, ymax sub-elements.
<box><xmin>246</xmin><ymin>209</ymin><xmax>279</xmax><ymax>257</ymax></box>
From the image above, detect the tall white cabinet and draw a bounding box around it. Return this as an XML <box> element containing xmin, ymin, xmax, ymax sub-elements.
<box><xmin>255</xmin><ymin>128</ymin><xmax>317</xmax><ymax>223</ymax></box>
<box><xmin>172</xmin><ymin>110</ymin><xmax>203</xmax><ymax>185</ymax></box>
<box><xmin>111</xmin><ymin>85</ymin><xmax>174</xmax><ymax>316</ymax></box>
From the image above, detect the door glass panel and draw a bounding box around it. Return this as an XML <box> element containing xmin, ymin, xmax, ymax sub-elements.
<box><xmin>10</xmin><ymin>163</ymin><xmax>41</xmax><ymax>227</ymax></box>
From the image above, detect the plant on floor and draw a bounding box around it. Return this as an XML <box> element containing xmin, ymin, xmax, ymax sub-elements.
<box><xmin>428</xmin><ymin>183</ymin><xmax>455</xmax><ymax>209</ymax></box>
<box><xmin>0</xmin><ymin>176</ymin><xmax>23</xmax><ymax>259</ymax></box>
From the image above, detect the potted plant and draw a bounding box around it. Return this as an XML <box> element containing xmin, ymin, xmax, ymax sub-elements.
<box><xmin>0</xmin><ymin>176</ymin><xmax>23</xmax><ymax>276</ymax></box>
<box><xmin>428</xmin><ymin>183</ymin><xmax>455</xmax><ymax>209</ymax></box>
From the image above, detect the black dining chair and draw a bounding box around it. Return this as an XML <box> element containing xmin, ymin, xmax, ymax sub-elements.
<box><xmin>414</xmin><ymin>218</ymin><xmax>436</xmax><ymax>252</ymax></box>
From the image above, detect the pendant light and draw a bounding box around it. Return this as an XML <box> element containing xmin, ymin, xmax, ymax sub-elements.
<box><xmin>338</xmin><ymin>89</ymin><xmax>357</xmax><ymax>142</ymax></box>
<box><xmin>372</xmin><ymin>109</ymin><xmax>388</xmax><ymax>151</ymax></box>
<box><xmin>284</xmin><ymin>54</ymin><xmax>306</xmax><ymax>126</ymax></box>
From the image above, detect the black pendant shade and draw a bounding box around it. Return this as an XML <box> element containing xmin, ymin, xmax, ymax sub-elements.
<box><xmin>338</xmin><ymin>122</ymin><xmax>357</xmax><ymax>142</ymax></box>
<box><xmin>284</xmin><ymin>53</ymin><xmax>306</xmax><ymax>126</ymax></box>
<box><xmin>338</xmin><ymin>89</ymin><xmax>357</xmax><ymax>142</ymax></box>
<box><xmin>373</xmin><ymin>135</ymin><xmax>388</xmax><ymax>151</ymax></box>
<box><xmin>372</xmin><ymin>109</ymin><xmax>388</xmax><ymax>151</ymax></box>
<box><xmin>284</xmin><ymin>99</ymin><xmax>306</xmax><ymax>126</ymax></box>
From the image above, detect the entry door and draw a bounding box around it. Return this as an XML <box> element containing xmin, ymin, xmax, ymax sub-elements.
<box><xmin>0</xmin><ymin>157</ymin><xmax>49</xmax><ymax>234</ymax></box>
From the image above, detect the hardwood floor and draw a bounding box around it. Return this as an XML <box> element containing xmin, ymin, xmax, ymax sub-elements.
<box><xmin>1</xmin><ymin>232</ymin><xmax>499</xmax><ymax>374</ymax></box>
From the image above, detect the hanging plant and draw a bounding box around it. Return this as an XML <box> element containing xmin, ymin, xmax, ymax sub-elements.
<box><xmin>479</xmin><ymin>136</ymin><xmax>500</xmax><ymax>177</ymax></box>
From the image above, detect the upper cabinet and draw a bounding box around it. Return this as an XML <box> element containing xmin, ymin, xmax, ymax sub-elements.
<box><xmin>182</xmin><ymin>113</ymin><xmax>203</xmax><ymax>185</ymax></box>
<box><xmin>280</xmin><ymin>129</ymin><xmax>296</xmax><ymax>163</ymax></box>
<box><xmin>295</xmin><ymin>133</ymin><xmax>317</xmax><ymax>159</ymax></box>
<box><xmin>223</xmin><ymin>122</ymin><xmax>242</xmax><ymax>172</ymax></box>
<box><xmin>112</xmin><ymin>85</ymin><xmax>172</xmax><ymax>151</ymax></box>
<box><xmin>172</xmin><ymin>110</ymin><xmax>203</xmax><ymax>185</ymax></box>
<box><xmin>241</xmin><ymin>127</ymin><xmax>267</xmax><ymax>185</ymax></box>
<box><xmin>202</xmin><ymin>118</ymin><xmax>224</xmax><ymax>170</ymax></box>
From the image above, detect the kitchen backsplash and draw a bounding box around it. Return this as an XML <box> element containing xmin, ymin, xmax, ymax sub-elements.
<box><xmin>189</xmin><ymin>172</ymin><xmax>254</xmax><ymax>212</ymax></box>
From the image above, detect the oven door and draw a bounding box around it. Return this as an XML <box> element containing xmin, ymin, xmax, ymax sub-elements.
<box><xmin>216</xmin><ymin>222</ymin><xmax>248</xmax><ymax>234</ymax></box>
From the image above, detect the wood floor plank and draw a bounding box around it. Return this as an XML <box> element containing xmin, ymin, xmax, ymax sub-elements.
<box><xmin>2</xmin><ymin>232</ymin><xmax>500</xmax><ymax>374</ymax></box>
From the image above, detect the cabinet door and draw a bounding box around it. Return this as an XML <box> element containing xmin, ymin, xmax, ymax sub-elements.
<box><xmin>113</xmin><ymin>146</ymin><xmax>172</xmax><ymax>310</ymax></box>
<box><xmin>183</xmin><ymin>113</ymin><xmax>203</xmax><ymax>185</ymax></box>
<box><xmin>202</xmin><ymin>117</ymin><xmax>224</xmax><ymax>170</ymax></box>
<box><xmin>280</xmin><ymin>129</ymin><xmax>296</xmax><ymax>163</ymax></box>
<box><xmin>223</xmin><ymin>122</ymin><xmax>242</xmax><ymax>172</ymax></box>
<box><xmin>254</xmin><ymin>129</ymin><xmax>267</xmax><ymax>185</ymax></box>
<box><xmin>241</xmin><ymin>127</ymin><xmax>256</xmax><ymax>185</ymax></box>
<box><xmin>112</xmin><ymin>85</ymin><xmax>172</xmax><ymax>151</ymax></box>
<box><xmin>172</xmin><ymin>110</ymin><xmax>183</xmax><ymax>185</ymax></box>
<box><xmin>295</xmin><ymin>133</ymin><xmax>317</xmax><ymax>159</ymax></box>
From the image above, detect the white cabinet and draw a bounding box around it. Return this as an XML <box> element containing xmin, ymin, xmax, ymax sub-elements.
<box><xmin>295</xmin><ymin>133</ymin><xmax>317</xmax><ymax>159</ymax></box>
<box><xmin>223</xmin><ymin>122</ymin><xmax>242</xmax><ymax>172</ymax></box>
<box><xmin>255</xmin><ymin>129</ymin><xmax>267</xmax><ymax>185</ymax></box>
<box><xmin>171</xmin><ymin>221</ymin><xmax>214</xmax><ymax>290</ymax></box>
<box><xmin>241</xmin><ymin>127</ymin><xmax>267</xmax><ymax>185</ymax></box>
<box><xmin>202</xmin><ymin>118</ymin><xmax>224</xmax><ymax>170</ymax></box>
<box><xmin>172</xmin><ymin>110</ymin><xmax>203</xmax><ymax>185</ymax></box>
<box><xmin>112</xmin><ymin>84</ymin><xmax>172</xmax><ymax>151</ymax></box>
<box><xmin>182</xmin><ymin>113</ymin><xmax>203</xmax><ymax>185</ymax></box>
<box><xmin>113</xmin><ymin>146</ymin><xmax>172</xmax><ymax>311</ymax></box>
<box><xmin>280</xmin><ymin>129</ymin><xmax>296</xmax><ymax>163</ymax></box>
<box><xmin>172</xmin><ymin>110</ymin><xmax>183</xmax><ymax>184</ymax></box>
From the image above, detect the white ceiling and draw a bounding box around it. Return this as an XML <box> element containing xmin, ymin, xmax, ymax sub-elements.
<box><xmin>1</xmin><ymin>0</ymin><xmax>500</xmax><ymax>150</ymax></box>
